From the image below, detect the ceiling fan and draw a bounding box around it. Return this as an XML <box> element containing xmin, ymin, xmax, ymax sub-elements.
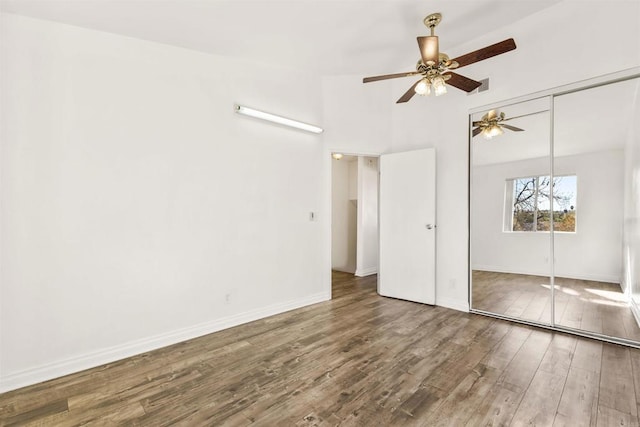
<box><xmin>363</xmin><ymin>13</ymin><xmax>516</xmax><ymax>103</ymax></box>
<box><xmin>472</xmin><ymin>110</ymin><xmax>525</xmax><ymax>139</ymax></box>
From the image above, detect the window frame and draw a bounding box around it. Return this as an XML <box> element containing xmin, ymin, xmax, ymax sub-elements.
<box><xmin>503</xmin><ymin>173</ymin><xmax>577</xmax><ymax>234</ymax></box>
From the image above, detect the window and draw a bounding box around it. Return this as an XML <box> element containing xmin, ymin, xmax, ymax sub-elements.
<box><xmin>504</xmin><ymin>175</ymin><xmax>577</xmax><ymax>232</ymax></box>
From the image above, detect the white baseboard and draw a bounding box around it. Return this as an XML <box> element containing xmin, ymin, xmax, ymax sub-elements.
<box><xmin>332</xmin><ymin>267</ymin><xmax>356</xmax><ymax>274</ymax></box>
<box><xmin>355</xmin><ymin>267</ymin><xmax>377</xmax><ymax>277</ymax></box>
<box><xmin>555</xmin><ymin>272</ymin><xmax>620</xmax><ymax>284</ymax></box>
<box><xmin>472</xmin><ymin>265</ymin><xmax>620</xmax><ymax>284</ymax></box>
<box><xmin>436</xmin><ymin>297</ymin><xmax>470</xmax><ymax>313</ymax></box>
<box><xmin>0</xmin><ymin>291</ymin><xmax>330</xmax><ymax>393</ymax></box>
<box><xmin>472</xmin><ymin>265</ymin><xmax>548</xmax><ymax>278</ymax></box>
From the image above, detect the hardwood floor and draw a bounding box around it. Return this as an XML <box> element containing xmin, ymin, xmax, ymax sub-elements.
<box><xmin>472</xmin><ymin>270</ymin><xmax>640</xmax><ymax>342</ymax></box>
<box><xmin>2</xmin><ymin>271</ymin><xmax>640</xmax><ymax>426</ymax></box>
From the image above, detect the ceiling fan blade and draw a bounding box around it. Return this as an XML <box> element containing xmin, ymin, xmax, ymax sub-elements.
<box><xmin>444</xmin><ymin>72</ymin><xmax>482</xmax><ymax>92</ymax></box>
<box><xmin>502</xmin><ymin>124</ymin><xmax>525</xmax><ymax>132</ymax></box>
<box><xmin>452</xmin><ymin>38</ymin><xmax>517</xmax><ymax>68</ymax></box>
<box><xmin>396</xmin><ymin>80</ymin><xmax>421</xmax><ymax>103</ymax></box>
<box><xmin>363</xmin><ymin>71</ymin><xmax>420</xmax><ymax>83</ymax></box>
<box><xmin>502</xmin><ymin>113</ymin><xmax>531</xmax><ymax>122</ymax></box>
<box><xmin>417</xmin><ymin>36</ymin><xmax>439</xmax><ymax>65</ymax></box>
<box><xmin>472</xmin><ymin>127</ymin><xmax>483</xmax><ymax>137</ymax></box>
<box><xmin>472</xmin><ymin>121</ymin><xmax>483</xmax><ymax>126</ymax></box>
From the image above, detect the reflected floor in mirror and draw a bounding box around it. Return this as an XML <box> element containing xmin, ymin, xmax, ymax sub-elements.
<box><xmin>473</xmin><ymin>270</ymin><xmax>640</xmax><ymax>342</ymax></box>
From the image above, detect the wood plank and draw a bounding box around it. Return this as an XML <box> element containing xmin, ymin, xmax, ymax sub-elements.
<box><xmin>538</xmin><ymin>333</ymin><xmax>577</xmax><ymax>375</ymax></box>
<box><xmin>602</xmin><ymin>304</ymin><xmax>631</xmax><ymax>338</ymax></box>
<box><xmin>572</xmin><ymin>338</ymin><xmax>603</xmax><ymax>373</ymax></box>
<box><xmin>597</xmin><ymin>405</ymin><xmax>639</xmax><ymax>427</ymax></box>
<box><xmin>630</xmin><ymin>350</ymin><xmax>640</xmax><ymax>408</ymax></box>
<box><xmin>600</xmin><ymin>344</ymin><xmax>637</xmax><ymax>416</ymax></box>
<box><xmin>1</xmin><ymin>271</ymin><xmax>639</xmax><ymax>426</ymax></box>
<box><xmin>482</xmin><ymin>325</ymin><xmax>531</xmax><ymax>370</ymax></box>
<box><xmin>511</xmin><ymin>369</ymin><xmax>566</xmax><ymax>426</ymax></box>
<box><xmin>469</xmin><ymin>384</ymin><xmax>524</xmax><ymax>426</ymax></box>
<box><xmin>511</xmin><ymin>333</ymin><xmax>574</xmax><ymax>425</ymax></box>
<box><xmin>470</xmin><ymin>328</ymin><xmax>553</xmax><ymax>425</ymax></box>
<box><xmin>389</xmin><ymin>385</ymin><xmax>446</xmax><ymax>424</ymax></box>
<box><xmin>428</xmin><ymin>363</ymin><xmax>502</xmax><ymax>425</ymax></box>
<box><xmin>557</xmin><ymin>290</ymin><xmax>585</xmax><ymax>329</ymax></box>
<box><xmin>520</xmin><ymin>289</ymin><xmax>551</xmax><ymax>323</ymax></box>
<box><xmin>501</xmin><ymin>329</ymin><xmax>552</xmax><ymax>390</ymax></box>
<box><xmin>0</xmin><ymin>399</ymin><xmax>68</xmax><ymax>426</ymax></box>
<box><xmin>554</xmin><ymin>367</ymin><xmax>600</xmax><ymax>427</ymax></box>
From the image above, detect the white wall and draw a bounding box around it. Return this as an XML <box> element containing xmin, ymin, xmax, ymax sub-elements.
<box><xmin>472</xmin><ymin>150</ymin><xmax>625</xmax><ymax>283</ymax></box>
<box><xmin>356</xmin><ymin>157</ymin><xmax>378</xmax><ymax>276</ymax></box>
<box><xmin>331</xmin><ymin>158</ymin><xmax>357</xmax><ymax>273</ymax></box>
<box><xmin>321</xmin><ymin>75</ymin><xmax>392</xmax><ymax>156</ymax></box>
<box><xmin>348</xmin><ymin>160</ymin><xmax>358</xmax><ymax>201</ymax></box>
<box><xmin>0</xmin><ymin>13</ymin><xmax>328</xmax><ymax>392</ymax></box>
<box><xmin>322</xmin><ymin>0</ymin><xmax>640</xmax><ymax>312</ymax></box>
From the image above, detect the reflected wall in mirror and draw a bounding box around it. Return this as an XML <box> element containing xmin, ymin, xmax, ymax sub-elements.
<box><xmin>470</xmin><ymin>97</ymin><xmax>553</xmax><ymax>324</ymax></box>
<box><xmin>553</xmin><ymin>77</ymin><xmax>640</xmax><ymax>342</ymax></box>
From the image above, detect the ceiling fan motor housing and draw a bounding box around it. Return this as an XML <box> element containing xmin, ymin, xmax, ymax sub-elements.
<box><xmin>416</xmin><ymin>53</ymin><xmax>458</xmax><ymax>79</ymax></box>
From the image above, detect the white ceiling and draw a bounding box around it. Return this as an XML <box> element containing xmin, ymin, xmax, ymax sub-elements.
<box><xmin>0</xmin><ymin>0</ymin><xmax>562</xmax><ymax>75</ymax></box>
<box><xmin>3</xmin><ymin>0</ymin><xmax>636</xmax><ymax>166</ymax></box>
<box><xmin>554</xmin><ymin>77</ymin><xmax>639</xmax><ymax>155</ymax></box>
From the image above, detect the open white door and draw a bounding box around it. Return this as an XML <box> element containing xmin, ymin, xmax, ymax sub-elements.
<box><xmin>379</xmin><ymin>148</ymin><xmax>436</xmax><ymax>305</ymax></box>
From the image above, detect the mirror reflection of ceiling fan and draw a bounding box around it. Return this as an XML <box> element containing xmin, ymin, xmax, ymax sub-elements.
<box><xmin>363</xmin><ymin>13</ymin><xmax>516</xmax><ymax>104</ymax></box>
<box><xmin>472</xmin><ymin>110</ymin><xmax>525</xmax><ymax>139</ymax></box>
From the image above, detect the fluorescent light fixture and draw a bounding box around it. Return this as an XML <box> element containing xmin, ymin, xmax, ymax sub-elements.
<box><xmin>234</xmin><ymin>104</ymin><xmax>323</xmax><ymax>134</ymax></box>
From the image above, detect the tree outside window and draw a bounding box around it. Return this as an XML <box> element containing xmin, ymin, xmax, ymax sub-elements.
<box><xmin>507</xmin><ymin>175</ymin><xmax>576</xmax><ymax>232</ymax></box>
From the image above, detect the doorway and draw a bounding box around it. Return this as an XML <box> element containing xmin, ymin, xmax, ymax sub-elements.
<box><xmin>331</xmin><ymin>154</ymin><xmax>380</xmax><ymax>298</ymax></box>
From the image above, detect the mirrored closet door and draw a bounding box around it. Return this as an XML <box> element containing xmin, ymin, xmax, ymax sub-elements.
<box><xmin>470</xmin><ymin>97</ymin><xmax>553</xmax><ymax>325</ymax></box>
<box><xmin>552</xmin><ymin>77</ymin><xmax>640</xmax><ymax>343</ymax></box>
<box><xmin>470</xmin><ymin>73</ymin><xmax>640</xmax><ymax>346</ymax></box>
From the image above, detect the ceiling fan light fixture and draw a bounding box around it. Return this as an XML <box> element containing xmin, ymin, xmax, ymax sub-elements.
<box><xmin>433</xmin><ymin>75</ymin><xmax>447</xmax><ymax>96</ymax></box>
<box><xmin>415</xmin><ymin>78</ymin><xmax>431</xmax><ymax>96</ymax></box>
<box><xmin>483</xmin><ymin>124</ymin><xmax>504</xmax><ymax>139</ymax></box>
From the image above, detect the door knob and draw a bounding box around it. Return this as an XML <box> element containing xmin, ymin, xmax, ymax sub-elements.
<box><xmin>426</xmin><ymin>224</ymin><xmax>435</xmax><ymax>230</ymax></box>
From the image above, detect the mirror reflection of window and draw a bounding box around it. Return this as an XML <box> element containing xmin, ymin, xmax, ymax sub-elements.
<box><xmin>504</xmin><ymin>175</ymin><xmax>577</xmax><ymax>232</ymax></box>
